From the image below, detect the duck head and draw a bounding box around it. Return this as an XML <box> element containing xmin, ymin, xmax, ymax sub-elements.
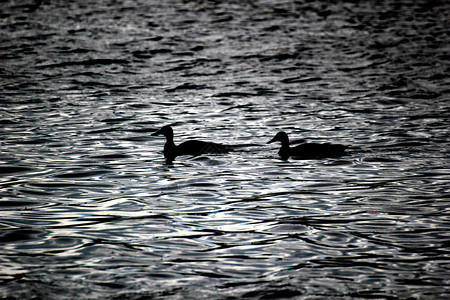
<box><xmin>267</xmin><ymin>131</ymin><xmax>289</xmax><ymax>146</ymax></box>
<box><xmin>151</xmin><ymin>125</ymin><xmax>174</xmax><ymax>140</ymax></box>
<box><xmin>152</xmin><ymin>125</ymin><xmax>176</xmax><ymax>163</ymax></box>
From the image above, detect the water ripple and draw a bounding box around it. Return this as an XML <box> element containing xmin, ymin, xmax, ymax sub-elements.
<box><xmin>0</xmin><ymin>0</ymin><xmax>449</xmax><ymax>299</ymax></box>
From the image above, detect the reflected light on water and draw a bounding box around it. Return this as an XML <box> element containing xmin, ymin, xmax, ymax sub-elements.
<box><xmin>1</xmin><ymin>0</ymin><xmax>449</xmax><ymax>298</ymax></box>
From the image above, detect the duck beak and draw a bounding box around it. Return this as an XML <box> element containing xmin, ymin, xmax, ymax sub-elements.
<box><xmin>267</xmin><ymin>137</ymin><xmax>276</xmax><ymax>144</ymax></box>
<box><xmin>151</xmin><ymin>129</ymin><xmax>161</xmax><ymax>136</ymax></box>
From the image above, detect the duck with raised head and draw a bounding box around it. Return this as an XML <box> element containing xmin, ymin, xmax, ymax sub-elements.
<box><xmin>268</xmin><ymin>131</ymin><xmax>347</xmax><ymax>160</ymax></box>
<box><xmin>152</xmin><ymin>125</ymin><xmax>232</xmax><ymax>163</ymax></box>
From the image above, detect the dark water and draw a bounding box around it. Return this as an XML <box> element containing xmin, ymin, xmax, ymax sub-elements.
<box><xmin>1</xmin><ymin>0</ymin><xmax>449</xmax><ymax>299</ymax></box>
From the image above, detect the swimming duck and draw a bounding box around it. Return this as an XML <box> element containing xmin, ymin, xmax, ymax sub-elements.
<box><xmin>152</xmin><ymin>125</ymin><xmax>231</xmax><ymax>163</ymax></box>
<box><xmin>268</xmin><ymin>131</ymin><xmax>347</xmax><ymax>160</ymax></box>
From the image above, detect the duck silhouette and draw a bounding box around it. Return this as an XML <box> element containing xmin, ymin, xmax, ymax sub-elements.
<box><xmin>268</xmin><ymin>131</ymin><xmax>347</xmax><ymax>160</ymax></box>
<box><xmin>152</xmin><ymin>125</ymin><xmax>232</xmax><ymax>164</ymax></box>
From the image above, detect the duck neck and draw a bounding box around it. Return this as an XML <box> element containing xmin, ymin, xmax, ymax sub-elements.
<box><xmin>163</xmin><ymin>135</ymin><xmax>177</xmax><ymax>163</ymax></box>
<box><xmin>164</xmin><ymin>131</ymin><xmax>174</xmax><ymax>143</ymax></box>
<box><xmin>278</xmin><ymin>137</ymin><xmax>290</xmax><ymax>160</ymax></box>
<box><xmin>163</xmin><ymin>132</ymin><xmax>176</xmax><ymax>149</ymax></box>
<box><xmin>280</xmin><ymin>136</ymin><xmax>290</xmax><ymax>150</ymax></box>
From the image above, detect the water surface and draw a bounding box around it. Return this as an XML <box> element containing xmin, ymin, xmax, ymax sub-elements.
<box><xmin>1</xmin><ymin>0</ymin><xmax>449</xmax><ymax>299</ymax></box>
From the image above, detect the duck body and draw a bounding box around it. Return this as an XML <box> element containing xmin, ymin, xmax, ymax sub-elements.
<box><xmin>268</xmin><ymin>131</ymin><xmax>347</xmax><ymax>160</ymax></box>
<box><xmin>177</xmin><ymin>140</ymin><xmax>230</xmax><ymax>156</ymax></box>
<box><xmin>152</xmin><ymin>125</ymin><xmax>231</xmax><ymax>163</ymax></box>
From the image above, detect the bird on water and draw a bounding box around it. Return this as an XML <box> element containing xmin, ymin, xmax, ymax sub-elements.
<box><xmin>268</xmin><ymin>131</ymin><xmax>347</xmax><ymax>160</ymax></box>
<box><xmin>152</xmin><ymin>125</ymin><xmax>231</xmax><ymax>164</ymax></box>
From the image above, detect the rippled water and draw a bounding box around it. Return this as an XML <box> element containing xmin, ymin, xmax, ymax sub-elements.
<box><xmin>1</xmin><ymin>0</ymin><xmax>449</xmax><ymax>299</ymax></box>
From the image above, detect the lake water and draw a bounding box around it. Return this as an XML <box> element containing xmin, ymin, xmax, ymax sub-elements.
<box><xmin>1</xmin><ymin>0</ymin><xmax>449</xmax><ymax>299</ymax></box>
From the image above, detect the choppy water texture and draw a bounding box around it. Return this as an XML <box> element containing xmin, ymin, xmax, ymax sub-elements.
<box><xmin>1</xmin><ymin>0</ymin><xmax>450</xmax><ymax>299</ymax></box>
